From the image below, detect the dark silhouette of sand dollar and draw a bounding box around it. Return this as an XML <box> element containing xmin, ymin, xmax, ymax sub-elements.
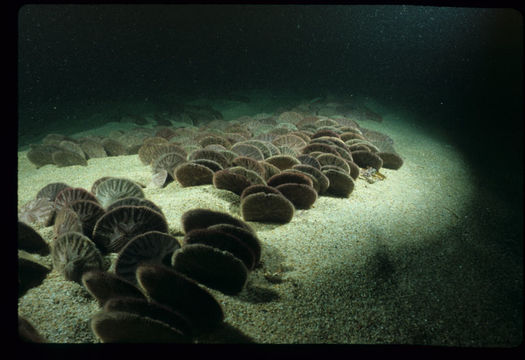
<box><xmin>292</xmin><ymin>164</ymin><xmax>330</xmax><ymax>194</ymax></box>
<box><xmin>115</xmin><ymin>231</ymin><xmax>181</xmax><ymax>284</ymax></box>
<box><xmin>171</xmin><ymin>244</ymin><xmax>248</xmax><ymax>295</ymax></box>
<box><xmin>52</xmin><ymin>150</ymin><xmax>88</xmax><ymax>167</ymax></box>
<box><xmin>103</xmin><ymin>297</ymin><xmax>193</xmax><ymax>339</ymax></box>
<box><xmin>181</xmin><ymin>208</ymin><xmax>254</xmax><ymax>235</ymax></box>
<box><xmin>90</xmin><ymin>310</ymin><xmax>188</xmax><ymax>343</ymax></box>
<box><xmin>19</xmin><ymin>315</ymin><xmax>45</xmax><ymax>343</ymax></box>
<box><xmin>266</xmin><ymin>171</ymin><xmax>313</xmax><ymax>188</ymax></box>
<box><xmin>17</xmin><ymin>221</ymin><xmax>50</xmax><ymax>256</ymax></box>
<box><xmin>347</xmin><ymin>160</ymin><xmax>360</xmax><ymax>180</ymax></box>
<box><xmin>323</xmin><ymin>169</ymin><xmax>355</xmax><ymax>198</ymax></box>
<box><xmin>207</xmin><ymin>223</ymin><xmax>262</xmax><ymax>267</ymax></box>
<box><xmin>264</xmin><ymin>155</ymin><xmax>300</xmax><ymax>171</ymax></box>
<box><xmin>240</xmin><ymin>184</ymin><xmax>282</xmax><ymax>202</ymax></box>
<box><xmin>275</xmin><ymin>183</ymin><xmax>318</xmax><ymax>209</ymax></box>
<box><xmin>52</xmin><ymin>231</ymin><xmax>107</xmax><ymax>284</ymax></box>
<box><xmin>95</xmin><ymin>178</ymin><xmax>145</xmax><ymax>209</ymax></box>
<box><xmin>232</xmin><ymin>156</ymin><xmax>266</xmax><ymax>178</ymax></box>
<box><xmin>92</xmin><ymin>205</ymin><xmax>168</xmax><ymax>254</ymax></box>
<box><xmin>213</xmin><ymin>169</ymin><xmax>252</xmax><ymax>196</ymax></box>
<box><xmin>174</xmin><ymin>162</ymin><xmax>214</xmax><ymax>187</ymax></box>
<box><xmin>241</xmin><ymin>193</ymin><xmax>295</xmax><ymax>223</ymax></box>
<box><xmin>351</xmin><ymin>150</ymin><xmax>383</xmax><ymax>170</ymax></box>
<box><xmin>82</xmin><ymin>270</ymin><xmax>146</xmax><ymax>306</ymax></box>
<box><xmin>136</xmin><ymin>264</ymin><xmax>224</xmax><ymax>334</ymax></box>
<box><xmin>18</xmin><ymin>250</ymin><xmax>51</xmax><ymax>298</ymax></box>
<box><xmin>228</xmin><ymin>166</ymin><xmax>266</xmax><ymax>185</ymax></box>
<box><xmin>377</xmin><ymin>152</ymin><xmax>404</xmax><ymax>170</ymax></box>
<box><xmin>183</xmin><ymin>228</ymin><xmax>255</xmax><ymax>270</ymax></box>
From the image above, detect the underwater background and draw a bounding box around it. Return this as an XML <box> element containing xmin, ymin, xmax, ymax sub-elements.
<box><xmin>17</xmin><ymin>4</ymin><xmax>523</xmax><ymax>345</ymax></box>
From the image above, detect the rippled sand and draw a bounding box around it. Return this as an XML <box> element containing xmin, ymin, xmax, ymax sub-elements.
<box><xmin>17</xmin><ymin>109</ymin><xmax>522</xmax><ymax>346</ymax></box>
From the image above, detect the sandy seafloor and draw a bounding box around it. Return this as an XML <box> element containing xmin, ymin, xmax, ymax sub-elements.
<box><xmin>17</xmin><ymin>100</ymin><xmax>523</xmax><ymax>346</ymax></box>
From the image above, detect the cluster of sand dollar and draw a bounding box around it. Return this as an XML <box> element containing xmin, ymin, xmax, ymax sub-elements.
<box><xmin>133</xmin><ymin>110</ymin><xmax>403</xmax><ymax>223</ymax></box>
<box><xmin>19</xmin><ymin>102</ymin><xmax>404</xmax><ymax>342</ymax></box>
<box><xmin>18</xmin><ymin>177</ymin><xmax>263</xmax><ymax>342</ymax></box>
